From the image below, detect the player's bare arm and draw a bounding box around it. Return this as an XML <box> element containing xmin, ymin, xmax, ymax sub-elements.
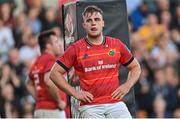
<box><xmin>112</xmin><ymin>58</ymin><xmax>141</xmax><ymax>99</ymax></box>
<box><xmin>26</xmin><ymin>77</ymin><xmax>37</xmax><ymax>99</ymax></box>
<box><xmin>50</xmin><ymin>63</ymin><xmax>94</xmax><ymax>103</ymax></box>
<box><xmin>44</xmin><ymin>72</ymin><xmax>66</xmax><ymax>110</ymax></box>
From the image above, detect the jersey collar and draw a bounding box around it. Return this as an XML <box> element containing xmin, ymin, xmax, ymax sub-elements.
<box><xmin>85</xmin><ymin>36</ymin><xmax>106</xmax><ymax>47</ymax></box>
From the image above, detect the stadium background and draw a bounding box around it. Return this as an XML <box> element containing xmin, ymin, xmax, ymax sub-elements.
<box><xmin>0</xmin><ymin>0</ymin><xmax>179</xmax><ymax>118</ymax></box>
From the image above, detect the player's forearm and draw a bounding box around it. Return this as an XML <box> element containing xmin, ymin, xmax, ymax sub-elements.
<box><xmin>27</xmin><ymin>84</ymin><xmax>37</xmax><ymax>99</ymax></box>
<box><xmin>44</xmin><ymin>72</ymin><xmax>64</xmax><ymax>104</ymax></box>
<box><xmin>125</xmin><ymin>60</ymin><xmax>141</xmax><ymax>89</ymax></box>
<box><xmin>26</xmin><ymin>79</ymin><xmax>37</xmax><ymax>99</ymax></box>
<box><xmin>46</xmin><ymin>80</ymin><xmax>63</xmax><ymax>104</ymax></box>
<box><xmin>50</xmin><ymin>71</ymin><xmax>79</xmax><ymax>99</ymax></box>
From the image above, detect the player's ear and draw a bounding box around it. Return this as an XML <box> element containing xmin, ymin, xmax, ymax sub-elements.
<box><xmin>46</xmin><ymin>43</ymin><xmax>51</xmax><ymax>50</ymax></box>
<box><xmin>82</xmin><ymin>22</ymin><xmax>86</xmax><ymax>29</ymax></box>
<box><xmin>102</xmin><ymin>20</ymin><xmax>104</xmax><ymax>27</ymax></box>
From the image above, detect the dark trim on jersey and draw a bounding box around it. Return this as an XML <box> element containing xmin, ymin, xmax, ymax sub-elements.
<box><xmin>56</xmin><ymin>60</ymin><xmax>69</xmax><ymax>71</ymax></box>
<box><xmin>122</xmin><ymin>56</ymin><xmax>134</xmax><ymax>66</ymax></box>
<box><xmin>85</xmin><ymin>36</ymin><xmax>106</xmax><ymax>46</ymax></box>
<box><xmin>102</xmin><ymin>36</ymin><xmax>106</xmax><ymax>45</ymax></box>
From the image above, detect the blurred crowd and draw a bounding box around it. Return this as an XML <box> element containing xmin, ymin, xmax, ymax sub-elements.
<box><xmin>127</xmin><ymin>0</ymin><xmax>180</xmax><ymax>118</ymax></box>
<box><xmin>0</xmin><ymin>0</ymin><xmax>179</xmax><ymax>118</ymax></box>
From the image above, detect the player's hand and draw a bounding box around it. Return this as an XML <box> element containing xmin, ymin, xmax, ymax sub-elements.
<box><xmin>76</xmin><ymin>90</ymin><xmax>93</xmax><ymax>103</ymax></box>
<box><xmin>58</xmin><ymin>100</ymin><xmax>66</xmax><ymax>110</ymax></box>
<box><xmin>111</xmin><ymin>84</ymin><xmax>130</xmax><ymax>100</ymax></box>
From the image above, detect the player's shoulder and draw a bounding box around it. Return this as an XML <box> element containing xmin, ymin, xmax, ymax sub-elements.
<box><xmin>105</xmin><ymin>36</ymin><xmax>122</xmax><ymax>45</ymax></box>
<box><xmin>41</xmin><ymin>53</ymin><xmax>55</xmax><ymax>60</ymax></box>
<box><xmin>34</xmin><ymin>53</ymin><xmax>55</xmax><ymax>65</ymax></box>
<box><xmin>29</xmin><ymin>54</ymin><xmax>55</xmax><ymax>73</ymax></box>
<box><xmin>73</xmin><ymin>38</ymin><xmax>86</xmax><ymax>45</ymax></box>
<box><xmin>105</xmin><ymin>36</ymin><xmax>120</xmax><ymax>42</ymax></box>
<box><xmin>68</xmin><ymin>38</ymin><xmax>86</xmax><ymax>49</ymax></box>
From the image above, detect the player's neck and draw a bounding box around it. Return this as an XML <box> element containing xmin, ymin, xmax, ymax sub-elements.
<box><xmin>87</xmin><ymin>34</ymin><xmax>103</xmax><ymax>45</ymax></box>
<box><xmin>44</xmin><ymin>50</ymin><xmax>54</xmax><ymax>55</ymax></box>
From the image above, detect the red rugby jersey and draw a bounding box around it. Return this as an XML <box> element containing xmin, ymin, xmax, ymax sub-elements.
<box><xmin>57</xmin><ymin>36</ymin><xmax>134</xmax><ymax>105</ymax></box>
<box><xmin>29</xmin><ymin>53</ymin><xmax>67</xmax><ymax>109</ymax></box>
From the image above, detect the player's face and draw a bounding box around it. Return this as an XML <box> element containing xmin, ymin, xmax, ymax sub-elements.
<box><xmin>50</xmin><ymin>35</ymin><xmax>62</xmax><ymax>56</ymax></box>
<box><xmin>83</xmin><ymin>12</ymin><xmax>104</xmax><ymax>38</ymax></box>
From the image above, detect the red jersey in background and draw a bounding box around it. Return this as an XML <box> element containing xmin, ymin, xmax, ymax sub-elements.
<box><xmin>29</xmin><ymin>53</ymin><xmax>67</xmax><ymax>109</ymax></box>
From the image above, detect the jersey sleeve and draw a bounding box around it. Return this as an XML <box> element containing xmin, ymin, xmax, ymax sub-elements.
<box><xmin>118</xmin><ymin>40</ymin><xmax>134</xmax><ymax>66</ymax></box>
<box><xmin>56</xmin><ymin>45</ymin><xmax>76</xmax><ymax>71</ymax></box>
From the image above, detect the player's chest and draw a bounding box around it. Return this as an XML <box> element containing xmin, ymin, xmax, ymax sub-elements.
<box><xmin>76</xmin><ymin>46</ymin><xmax>121</xmax><ymax>69</ymax></box>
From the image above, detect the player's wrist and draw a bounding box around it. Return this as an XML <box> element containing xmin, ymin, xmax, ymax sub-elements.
<box><xmin>74</xmin><ymin>92</ymin><xmax>79</xmax><ymax>100</ymax></box>
<box><xmin>124</xmin><ymin>82</ymin><xmax>132</xmax><ymax>90</ymax></box>
<box><xmin>74</xmin><ymin>90</ymin><xmax>81</xmax><ymax>100</ymax></box>
<box><xmin>57</xmin><ymin>100</ymin><xmax>66</xmax><ymax>110</ymax></box>
<box><xmin>57</xmin><ymin>99</ymin><xmax>63</xmax><ymax>104</ymax></box>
